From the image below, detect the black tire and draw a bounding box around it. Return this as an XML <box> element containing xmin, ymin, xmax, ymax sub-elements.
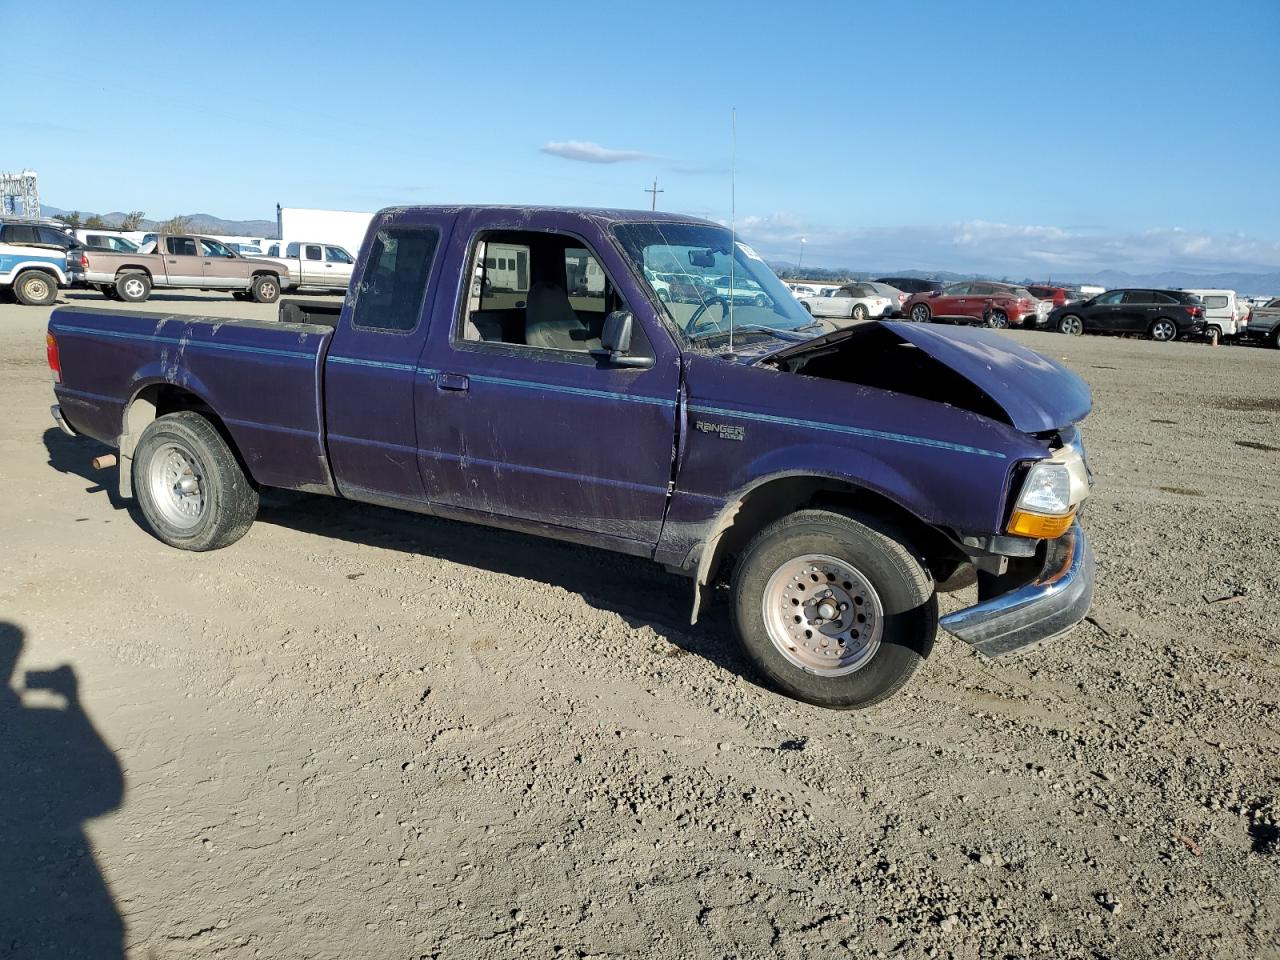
<box><xmin>231</xmin><ymin>291</ymin><xmax>250</xmax><ymax>301</ymax></box>
<box><xmin>801</xmin><ymin>301</ymin><xmax>812</xmax><ymax>314</ymax></box>
<box><xmin>730</xmin><ymin>509</ymin><xmax>937</xmax><ymax>709</ymax></box>
<box><xmin>1273</xmin><ymin>328</ymin><xmax>1280</xmax><ymax>350</ymax></box>
<box><xmin>116</xmin><ymin>272</ymin><xmax>151</xmax><ymax>302</ymax></box>
<box><xmin>1058</xmin><ymin>314</ymin><xmax>1084</xmax><ymax>336</ymax></box>
<box><xmin>13</xmin><ymin>270</ymin><xmax>57</xmax><ymax>306</ymax></box>
<box><xmin>99</xmin><ymin>284</ymin><xmax>119</xmax><ymax>300</ymax></box>
<box><xmin>250</xmin><ymin>274</ymin><xmax>281</xmax><ymax>303</ymax></box>
<box><xmin>852</xmin><ymin>303</ymin><xmax>868</xmax><ymax>321</ymax></box>
<box><xmin>132</xmin><ymin>412</ymin><xmax>259</xmax><ymax>552</ymax></box>
<box><xmin>910</xmin><ymin>303</ymin><xmax>931</xmax><ymax>323</ymax></box>
<box><xmin>985</xmin><ymin>309</ymin><xmax>1009</xmax><ymax>329</ymax></box>
<box><xmin>1206</xmin><ymin>326</ymin><xmax>1221</xmax><ymax>346</ymax></box>
<box><xmin>1149</xmin><ymin>317</ymin><xmax>1178</xmax><ymax>342</ymax></box>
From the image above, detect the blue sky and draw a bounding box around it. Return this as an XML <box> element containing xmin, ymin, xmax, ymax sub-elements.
<box><xmin>7</xmin><ymin>0</ymin><xmax>1278</xmax><ymax>276</ymax></box>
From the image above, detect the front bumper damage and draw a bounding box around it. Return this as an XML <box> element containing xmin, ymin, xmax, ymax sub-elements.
<box><xmin>939</xmin><ymin>523</ymin><xmax>1094</xmax><ymax>657</ymax></box>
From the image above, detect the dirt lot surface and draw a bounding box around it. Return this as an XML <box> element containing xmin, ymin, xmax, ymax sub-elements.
<box><xmin>2</xmin><ymin>291</ymin><xmax>1277</xmax><ymax>959</ymax></box>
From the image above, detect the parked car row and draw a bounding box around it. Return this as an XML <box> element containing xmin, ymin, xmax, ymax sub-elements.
<box><xmin>0</xmin><ymin>217</ymin><xmax>358</xmax><ymax>304</ymax></box>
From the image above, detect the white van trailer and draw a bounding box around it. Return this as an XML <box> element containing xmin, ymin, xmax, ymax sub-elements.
<box><xmin>1180</xmin><ymin>288</ymin><xmax>1245</xmax><ymax>343</ymax></box>
<box><xmin>276</xmin><ymin>206</ymin><xmax>375</xmax><ymax>261</ymax></box>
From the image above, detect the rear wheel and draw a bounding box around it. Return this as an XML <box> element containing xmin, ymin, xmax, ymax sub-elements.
<box><xmin>116</xmin><ymin>272</ymin><xmax>151</xmax><ymax>302</ymax></box>
<box><xmin>250</xmin><ymin>274</ymin><xmax>281</xmax><ymax>303</ymax></box>
<box><xmin>910</xmin><ymin>303</ymin><xmax>931</xmax><ymax>323</ymax></box>
<box><xmin>985</xmin><ymin>309</ymin><xmax>1009</xmax><ymax>329</ymax></box>
<box><xmin>133</xmin><ymin>412</ymin><xmax>259</xmax><ymax>551</ymax></box>
<box><xmin>731</xmin><ymin>509</ymin><xmax>937</xmax><ymax>709</ymax></box>
<box><xmin>13</xmin><ymin>270</ymin><xmax>57</xmax><ymax>306</ymax></box>
<box><xmin>1206</xmin><ymin>326</ymin><xmax>1221</xmax><ymax>346</ymax></box>
<box><xmin>1150</xmin><ymin>318</ymin><xmax>1178</xmax><ymax>342</ymax></box>
<box><xmin>1058</xmin><ymin>314</ymin><xmax>1084</xmax><ymax>336</ymax></box>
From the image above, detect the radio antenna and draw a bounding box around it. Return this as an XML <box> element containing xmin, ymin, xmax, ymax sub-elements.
<box><xmin>728</xmin><ymin>106</ymin><xmax>737</xmax><ymax>353</ymax></box>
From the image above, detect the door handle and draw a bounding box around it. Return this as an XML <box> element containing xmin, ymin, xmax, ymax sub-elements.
<box><xmin>437</xmin><ymin>372</ymin><xmax>469</xmax><ymax>392</ymax></box>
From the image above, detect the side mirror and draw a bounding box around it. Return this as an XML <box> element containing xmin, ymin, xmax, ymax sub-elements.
<box><xmin>592</xmin><ymin>310</ymin><xmax>653</xmax><ymax>368</ymax></box>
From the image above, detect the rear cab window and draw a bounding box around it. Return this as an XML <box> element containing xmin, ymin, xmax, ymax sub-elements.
<box><xmin>350</xmin><ymin>227</ymin><xmax>441</xmax><ymax>333</ymax></box>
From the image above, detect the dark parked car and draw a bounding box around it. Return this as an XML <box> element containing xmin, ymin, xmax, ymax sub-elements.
<box><xmin>902</xmin><ymin>281</ymin><xmax>1043</xmax><ymax>328</ymax></box>
<box><xmin>47</xmin><ymin>204</ymin><xmax>1096</xmax><ymax>710</ymax></box>
<box><xmin>1237</xmin><ymin>297</ymin><xmax>1280</xmax><ymax>348</ymax></box>
<box><xmin>874</xmin><ymin>276</ymin><xmax>944</xmax><ymax>296</ymax></box>
<box><xmin>0</xmin><ymin>220</ymin><xmax>82</xmax><ymax>251</ymax></box>
<box><xmin>1048</xmin><ymin>289</ymin><xmax>1206</xmax><ymax>341</ymax></box>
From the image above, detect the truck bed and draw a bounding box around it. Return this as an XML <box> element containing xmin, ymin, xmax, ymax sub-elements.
<box><xmin>50</xmin><ymin>306</ymin><xmax>336</xmax><ymax>493</ymax></box>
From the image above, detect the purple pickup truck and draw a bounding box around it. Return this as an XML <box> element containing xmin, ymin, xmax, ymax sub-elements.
<box><xmin>47</xmin><ymin>205</ymin><xmax>1095</xmax><ymax>708</ymax></box>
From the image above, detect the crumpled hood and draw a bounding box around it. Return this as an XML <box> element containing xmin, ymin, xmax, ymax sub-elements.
<box><xmin>882</xmin><ymin>321</ymin><xmax>1091</xmax><ymax>433</ymax></box>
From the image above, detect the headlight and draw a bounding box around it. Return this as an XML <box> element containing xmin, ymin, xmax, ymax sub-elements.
<box><xmin>1008</xmin><ymin>444</ymin><xmax>1090</xmax><ymax>539</ymax></box>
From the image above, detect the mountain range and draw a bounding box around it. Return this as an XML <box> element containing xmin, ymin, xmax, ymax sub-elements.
<box><xmin>41</xmin><ymin>204</ymin><xmax>277</xmax><ymax>239</ymax></box>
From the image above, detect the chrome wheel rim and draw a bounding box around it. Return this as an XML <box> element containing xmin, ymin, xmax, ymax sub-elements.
<box><xmin>148</xmin><ymin>441</ymin><xmax>207</xmax><ymax>530</ymax></box>
<box><xmin>1061</xmin><ymin>316</ymin><xmax>1082</xmax><ymax>335</ymax></box>
<box><xmin>1153</xmin><ymin>320</ymin><xmax>1175</xmax><ymax>341</ymax></box>
<box><xmin>911</xmin><ymin>306</ymin><xmax>928</xmax><ymax>322</ymax></box>
<box><xmin>988</xmin><ymin>312</ymin><xmax>1008</xmax><ymax>328</ymax></box>
<box><xmin>762</xmin><ymin>554</ymin><xmax>884</xmax><ymax>676</ymax></box>
<box><xmin>260</xmin><ymin>280</ymin><xmax>277</xmax><ymax>298</ymax></box>
<box><xmin>123</xmin><ymin>277</ymin><xmax>145</xmax><ymax>299</ymax></box>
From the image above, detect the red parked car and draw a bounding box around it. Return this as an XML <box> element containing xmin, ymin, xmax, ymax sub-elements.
<box><xmin>903</xmin><ymin>281</ymin><xmax>1043</xmax><ymax>328</ymax></box>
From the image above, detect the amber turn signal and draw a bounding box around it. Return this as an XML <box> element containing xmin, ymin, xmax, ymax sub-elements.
<box><xmin>1007</xmin><ymin>507</ymin><xmax>1076</xmax><ymax>539</ymax></box>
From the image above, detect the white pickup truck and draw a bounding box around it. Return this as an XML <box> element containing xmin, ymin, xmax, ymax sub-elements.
<box><xmin>262</xmin><ymin>241</ymin><xmax>356</xmax><ymax>293</ymax></box>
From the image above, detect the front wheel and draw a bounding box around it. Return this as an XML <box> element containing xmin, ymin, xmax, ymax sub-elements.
<box><xmin>852</xmin><ymin>303</ymin><xmax>868</xmax><ymax>321</ymax></box>
<box><xmin>910</xmin><ymin>303</ymin><xmax>931</xmax><ymax>323</ymax></box>
<box><xmin>1150</xmin><ymin>318</ymin><xmax>1178</xmax><ymax>342</ymax></box>
<box><xmin>133</xmin><ymin>412</ymin><xmax>259</xmax><ymax>551</ymax></box>
<box><xmin>1058</xmin><ymin>314</ymin><xmax>1084</xmax><ymax>336</ymax></box>
<box><xmin>13</xmin><ymin>270</ymin><xmax>57</xmax><ymax>306</ymax></box>
<box><xmin>731</xmin><ymin>509</ymin><xmax>937</xmax><ymax>709</ymax></box>
<box><xmin>250</xmin><ymin>274</ymin><xmax>281</xmax><ymax>303</ymax></box>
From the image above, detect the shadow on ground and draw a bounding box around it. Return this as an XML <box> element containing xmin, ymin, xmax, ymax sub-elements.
<box><xmin>255</xmin><ymin>490</ymin><xmax>758</xmax><ymax>686</ymax></box>
<box><xmin>0</xmin><ymin>622</ymin><xmax>125</xmax><ymax>958</ymax></box>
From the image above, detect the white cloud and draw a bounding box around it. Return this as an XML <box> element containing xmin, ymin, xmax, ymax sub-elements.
<box><xmin>733</xmin><ymin>213</ymin><xmax>1280</xmax><ymax>277</ymax></box>
<box><xmin>540</xmin><ymin>141</ymin><xmax>654</xmax><ymax>164</ymax></box>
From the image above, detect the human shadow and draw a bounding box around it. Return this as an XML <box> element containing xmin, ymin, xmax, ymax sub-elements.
<box><xmin>0</xmin><ymin>622</ymin><xmax>125</xmax><ymax>958</ymax></box>
<box><xmin>256</xmin><ymin>491</ymin><xmax>759</xmax><ymax>687</ymax></box>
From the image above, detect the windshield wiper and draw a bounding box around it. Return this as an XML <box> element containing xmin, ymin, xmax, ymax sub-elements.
<box><xmin>689</xmin><ymin>324</ymin><xmax>805</xmax><ymax>344</ymax></box>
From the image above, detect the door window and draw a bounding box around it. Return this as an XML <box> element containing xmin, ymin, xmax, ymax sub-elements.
<box><xmin>325</xmin><ymin>246</ymin><xmax>353</xmax><ymax>263</ymax></box>
<box><xmin>166</xmin><ymin>237</ymin><xmax>198</xmax><ymax>256</ymax></box>
<box><xmin>1122</xmin><ymin>291</ymin><xmax>1153</xmax><ymax>304</ymax></box>
<box><xmin>457</xmin><ymin>232</ymin><xmax>635</xmax><ymax>358</ymax></box>
<box><xmin>38</xmin><ymin>227</ymin><xmax>72</xmax><ymax>246</ymax></box>
<box><xmin>199</xmin><ymin>238</ymin><xmax>235</xmax><ymax>258</ymax></box>
<box><xmin>1095</xmin><ymin>291</ymin><xmax>1125</xmax><ymax>305</ymax></box>
<box><xmin>350</xmin><ymin>227</ymin><xmax>440</xmax><ymax>333</ymax></box>
<box><xmin>3</xmin><ymin>225</ymin><xmax>39</xmax><ymax>244</ymax></box>
<box><xmin>944</xmin><ymin>284</ymin><xmax>971</xmax><ymax>296</ymax></box>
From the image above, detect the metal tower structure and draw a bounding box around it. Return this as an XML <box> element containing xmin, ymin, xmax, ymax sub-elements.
<box><xmin>0</xmin><ymin>169</ymin><xmax>40</xmax><ymax>219</ymax></box>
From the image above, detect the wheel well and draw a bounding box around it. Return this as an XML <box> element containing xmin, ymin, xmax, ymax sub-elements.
<box><xmin>16</xmin><ymin>267</ymin><xmax>58</xmax><ymax>280</ymax></box>
<box><xmin>692</xmin><ymin>475</ymin><xmax>960</xmax><ymax>620</ymax></box>
<box><xmin>115</xmin><ymin>265</ymin><xmax>153</xmax><ymax>278</ymax></box>
<box><xmin>251</xmin><ymin>270</ymin><xmax>281</xmax><ymax>279</ymax></box>
<box><xmin>121</xmin><ymin>385</ymin><xmax>247</xmax><ymax>496</ymax></box>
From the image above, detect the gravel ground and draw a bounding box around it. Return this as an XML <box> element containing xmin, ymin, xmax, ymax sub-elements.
<box><xmin>1</xmin><ymin>291</ymin><xmax>1277</xmax><ymax>959</ymax></box>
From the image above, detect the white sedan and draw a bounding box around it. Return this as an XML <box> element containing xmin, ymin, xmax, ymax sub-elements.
<box><xmin>799</xmin><ymin>282</ymin><xmax>894</xmax><ymax>323</ymax></box>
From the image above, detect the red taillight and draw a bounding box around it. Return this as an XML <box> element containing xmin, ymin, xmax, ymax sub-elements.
<box><xmin>46</xmin><ymin>332</ymin><xmax>61</xmax><ymax>382</ymax></box>
<box><xmin>1186</xmin><ymin>305</ymin><xmax>1201</xmax><ymax>317</ymax></box>
<box><xmin>76</xmin><ymin>252</ymin><xmax>89</xmax><ymax>269</ymax></box>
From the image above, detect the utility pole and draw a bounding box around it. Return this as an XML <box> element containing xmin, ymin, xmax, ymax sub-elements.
<box><xmin>797</xmin><ymin>237</ymin><xmax>806</xmax><ymax>273</ymax></box>
<box><xmin>645</xmin><ymin>178</ymin><xmax>664</xmax><ymax>211</ymax></box>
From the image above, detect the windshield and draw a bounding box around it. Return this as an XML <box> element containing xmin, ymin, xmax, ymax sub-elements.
<box><xmin>612</xmin><ymin>221</ymin><xmax>818</xmax><ymax>345</ymax></box>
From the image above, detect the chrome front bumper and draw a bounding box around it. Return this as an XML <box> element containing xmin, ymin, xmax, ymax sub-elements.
<box><xmin>939</xmin><ymin>523</ymin><xmax>1094</xmax><ymax>657</ymax></box>
<box><xmin>51</xmin><ymin>404</ymin><xmax>78</xmax><ymax>437</ymax></box>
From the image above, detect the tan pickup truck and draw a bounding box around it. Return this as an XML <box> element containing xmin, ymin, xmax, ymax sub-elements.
<box><xmin>78</xmin><ymin>234</ymin><xmax>289</xmax><ymax>303</ymax></box>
